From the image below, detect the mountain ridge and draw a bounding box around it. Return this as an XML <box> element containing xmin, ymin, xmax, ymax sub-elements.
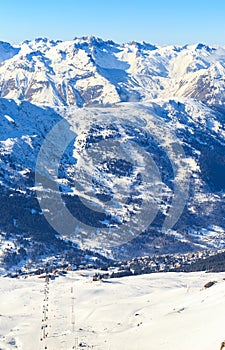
<box><xmin>1</xmin><ymin>37</ymin><xmax>225</xmax><ymax>108</ymax></box>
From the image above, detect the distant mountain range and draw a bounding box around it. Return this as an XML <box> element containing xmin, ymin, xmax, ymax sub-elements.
<box><xmin>0</xmin><ymin>37</ymin><xmax>225</xmax><ymax>273</ymax></box>
<box><xmin>1</xmin><ymin>36</ymin><xmax>225</xmax><ymax>108</ymax></box>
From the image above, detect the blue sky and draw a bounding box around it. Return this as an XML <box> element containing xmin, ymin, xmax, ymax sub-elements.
<box><xmin>1</xmin><ymin>0</ymin><xmax>225</xmax><ymax>45</ymax></box>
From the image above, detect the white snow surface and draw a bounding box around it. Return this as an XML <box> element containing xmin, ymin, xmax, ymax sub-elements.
<box><xmin>0</xmin><ymin>271</ymin><xmax>225</xmax><ymax>350</ymax></box>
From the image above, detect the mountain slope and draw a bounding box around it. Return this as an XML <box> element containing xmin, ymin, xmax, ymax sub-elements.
<box><xmin>0</xmin><ymin>37</ymin><xmax>225</xmax><ymax>272</ymax></box>
<box><xmin>0</xmin><ymin>96</ymin><xmax>225</xmax><ymax>271</ymax></box>
<box><xmin>0</xmin><ymin>271</ymin><xmax>225</xmax><ymax>350</ymax></box>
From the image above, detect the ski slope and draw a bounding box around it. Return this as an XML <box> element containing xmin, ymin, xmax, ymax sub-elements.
<box><xmin>0</xmin><ymin>271</ymin><xmax>225</xmax><ymax>349</ymax></box>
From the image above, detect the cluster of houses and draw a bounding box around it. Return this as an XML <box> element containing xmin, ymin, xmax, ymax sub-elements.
<box><xmin>93</xmin><ymin>248</ymin><xmax>225</xmax><ymax>280</ymax></box>
<box><xmin>7</xmin><ymin>247</ymin><xmax>225</xmax><ymax>280</ymax></box>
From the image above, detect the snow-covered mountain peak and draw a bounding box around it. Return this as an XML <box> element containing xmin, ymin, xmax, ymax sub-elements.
<box><xmin>1</xmin><ymin>37</ymin><xmax>225</xmax><ymax>108</ymax></box>
<box><xmin>0</xmin><ymin>41</ymin><xmax>20</xmax><ymax>63</ymax></box>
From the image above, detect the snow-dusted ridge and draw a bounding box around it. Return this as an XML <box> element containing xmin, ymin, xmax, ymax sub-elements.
<box><xmin>1</xmin><ymin>37</ymin><xmax>225</xmax><ymax>107</ymax></box>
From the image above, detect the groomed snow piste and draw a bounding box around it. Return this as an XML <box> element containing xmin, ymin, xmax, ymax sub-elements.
<box><xmin>0</xmin><ymin>271</ymin><xmax>225</xmax><ymax>349</ymax></box>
